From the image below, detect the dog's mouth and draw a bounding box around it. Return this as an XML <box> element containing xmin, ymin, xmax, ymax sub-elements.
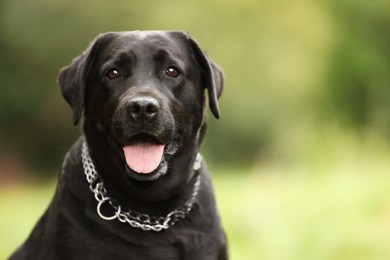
<box><xmin>120</xmin><ymin>133</ymin><xmax>178</xmax><ymax>181</ymax></box>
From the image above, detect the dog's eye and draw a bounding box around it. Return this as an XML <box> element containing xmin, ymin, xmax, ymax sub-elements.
<box><xmin>166</xmin><ymin>67</ymin><xmax>180</xmax><ymax>78</ymax></box>
<box><xmin>107</xmin><ymin>69</ymin><xmax>121</xmax><ymax>80</ymax></box>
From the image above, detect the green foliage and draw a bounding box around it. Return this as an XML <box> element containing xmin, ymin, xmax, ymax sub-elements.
<box><xmin>322</xmin><ymin>2</ymin><xmax>390</xmax><ymax>131</ymax></box>
<box><xmin>1</xmin><ymin>0</ymin><xmax>390</xmax><ymax>171</ymax></box>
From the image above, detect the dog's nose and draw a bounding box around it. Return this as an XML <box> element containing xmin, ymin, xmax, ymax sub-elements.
<box><xmin>128</xmin><ymin>96</ymin><xmax>160</xmax><ymax>123</ymax></box>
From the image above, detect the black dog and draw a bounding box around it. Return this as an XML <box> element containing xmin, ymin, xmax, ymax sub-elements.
<box><xmin>10</xmin><ymin>31</ymin><xmax>228</xmax><ymax>259</ymax></box>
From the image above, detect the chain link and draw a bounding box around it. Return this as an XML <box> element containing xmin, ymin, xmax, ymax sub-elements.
<box><xmin>80</xmin><ymin>139</ymin><xmax>201</xmax><ymax>232</ymax></box>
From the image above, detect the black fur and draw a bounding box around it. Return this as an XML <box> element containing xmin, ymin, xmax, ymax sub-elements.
<box><xmin>10</xmin><ymin>31</ymin><xmax>227</xmax><ymax>260</ymax></box>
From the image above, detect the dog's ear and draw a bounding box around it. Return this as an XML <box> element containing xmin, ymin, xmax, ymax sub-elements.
<box><xmin>58</xmin><ymin>33</ymin><xmax>117</xmax><ymax>125</ymax></box>
<box><xmin>174</xmin><ymin>32</ymin><xmax>224</xmax><ymax>119</ymax></box>
<box><xmin>206</xmin><ymin>61</ymin><xmax>224</xmax><ymax>119</ymax></box>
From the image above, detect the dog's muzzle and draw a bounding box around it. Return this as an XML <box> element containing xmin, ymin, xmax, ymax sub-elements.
<box><xmin>112</xmin><ymin>95</ymin><xmax>177</xmax><ymax>181</ymax></box>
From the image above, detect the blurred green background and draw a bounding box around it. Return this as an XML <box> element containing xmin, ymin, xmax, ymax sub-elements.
<box><xmin>1</xmin><ymin>0</ymin><xmax>390</xmax><ymax>259</ymax></box>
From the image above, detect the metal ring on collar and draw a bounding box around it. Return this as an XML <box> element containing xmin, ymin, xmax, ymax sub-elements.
<box><xmin>97</xmin><ymin>197</ymin><xmax>121</xmax><ymax>221</ymax></box>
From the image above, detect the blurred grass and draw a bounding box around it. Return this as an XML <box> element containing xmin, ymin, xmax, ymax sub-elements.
<box><xmin>215</xmin><ymin>170</ymin><xmax>390</xmax><ymax>260</ymax></box>
<box><xmin>0</xmin><ymin>182</ymin><xmax>55</xmax><ymax>258</ymax></box>
<box><xmin>1</xmin><ymin>137</ymin><xmax>390</xmax><ymax>260</ymax></box>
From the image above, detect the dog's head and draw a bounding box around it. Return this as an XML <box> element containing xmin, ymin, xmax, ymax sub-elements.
<box><xmin>58</xmin><ymin>31</ymin><xmax>223</xmax><ymax>200</ymax></box>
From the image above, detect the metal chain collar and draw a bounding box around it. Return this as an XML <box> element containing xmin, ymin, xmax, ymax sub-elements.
<box><xmin>80</xmin><ymin>139</ymin><xmax>202</xmax><ymax>232</ymax></box>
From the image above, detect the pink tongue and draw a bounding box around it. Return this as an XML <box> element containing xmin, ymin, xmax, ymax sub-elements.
<box><xmin>123</xmin><ymin>143</ymin><xmax>165</xmax><ymax>174</ymax></box>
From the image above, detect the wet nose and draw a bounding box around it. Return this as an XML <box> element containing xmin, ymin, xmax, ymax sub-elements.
<box><xmin>127</xmin><ymin>96</ymin><xmax>160</xmax><ymax>123</ymax></box>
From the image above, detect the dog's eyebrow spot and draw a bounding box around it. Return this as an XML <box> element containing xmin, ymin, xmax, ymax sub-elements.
<box><xmin>153</xmin><ymin>49</ymin><xmax>170</xmax><ymax>63</ymax></box>
<box><xmin>116</xmin><ymin>51</ymin><xmax>137</xmax><ymax>67</ymax></box>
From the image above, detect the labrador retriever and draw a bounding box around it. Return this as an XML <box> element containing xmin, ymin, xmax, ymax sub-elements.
<box><xmin>10</xmin><ymin>31</ymin><xmax>228</xmax><ymax>260</ymax></box>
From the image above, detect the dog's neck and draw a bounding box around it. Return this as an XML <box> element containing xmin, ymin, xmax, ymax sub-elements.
<box><xmin>80</xmin><ymin>138</ymin><xmax>202</xmax><ymax>232</ymax></box>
